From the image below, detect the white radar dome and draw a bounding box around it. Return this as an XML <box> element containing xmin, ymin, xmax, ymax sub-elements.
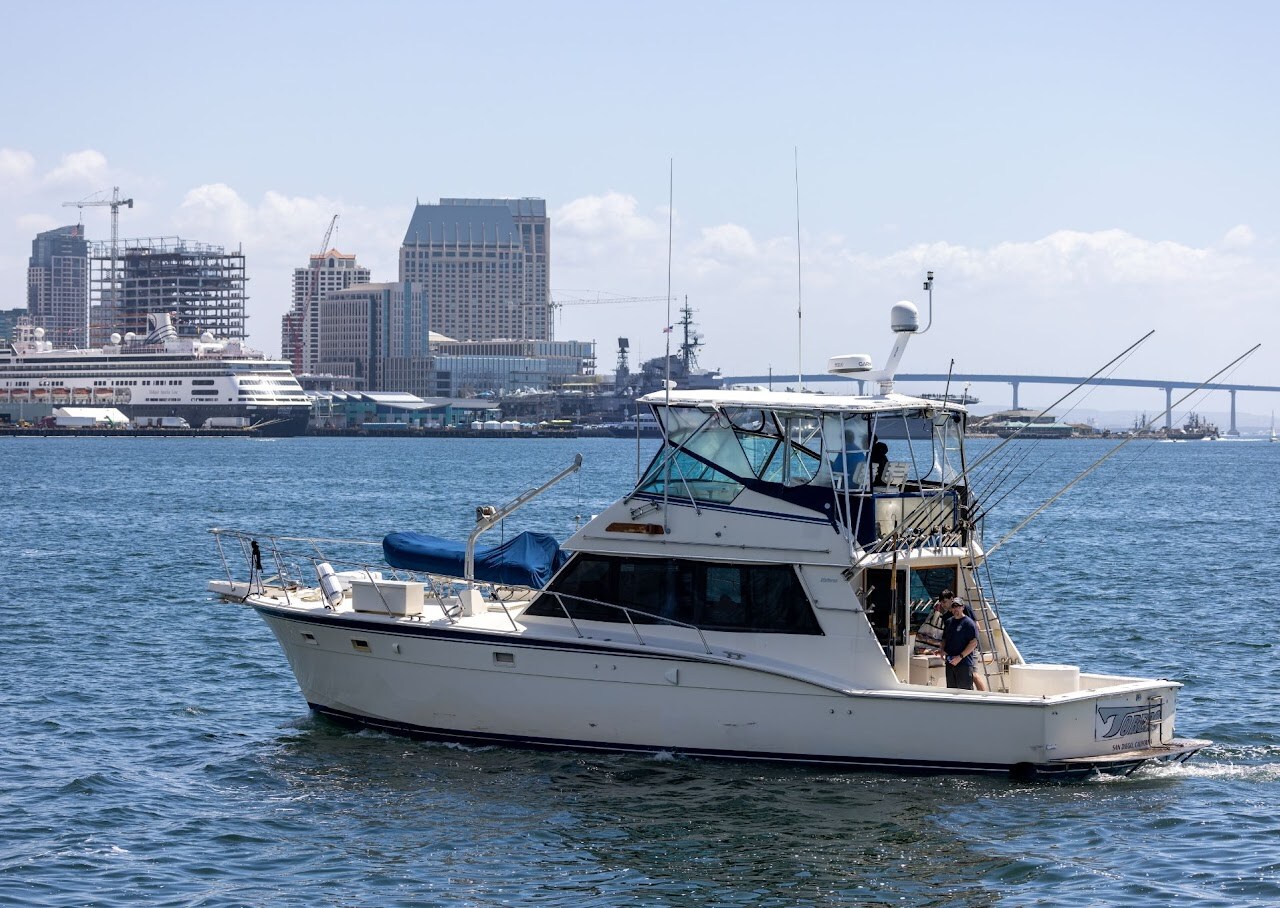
<box><xmin>200</xmin><ymin>331</ymin><xmax>215</xmax><ymax>343</ymax></box>
<box><xmin>33</xmin><ymin>327</ymin><xmax>45</xmax><ymax>340</ymax></box>
<box><xmin>890</xmin><ymin>301</ymin><xmax>920</xmax><ymax>333</ymax></box>
<box><xmin>110</xmin><ymin>333</ymin><xmax>121</xmax><ymax>345</ymax></box>
<box><xmin>124</xmin><ymin>332</ymin><xmax>136</xmax><ymax>342</ymax></box>
<box><xmin>827</xmin><ymin>353</ymin><xmax>873</xmax><ymax>374</ymax></box>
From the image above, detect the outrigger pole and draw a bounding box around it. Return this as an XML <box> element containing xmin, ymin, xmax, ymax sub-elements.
<box><xmin>967</xmin><ymin>330</ymin><xmax>1155</xmax><ymax>474</ymax></box>
<box><xmin>901</xmin><ymin>332</ymin><xmax>1155</xmax><ymax>539</ymax></box>
<box><xmin>960</xmin><ymin>330</ymin><xmax>1158</xmax><ymax>524</ymax></box>
<box><xmin>985</xmin><ymin>344</ymin><xmax>1261</xmax><ymax>558</ymax></box>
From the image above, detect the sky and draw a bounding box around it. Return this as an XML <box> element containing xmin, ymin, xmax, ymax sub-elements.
<box><xmin>2</xmin><ymin>1</ymin><xmax>1277</xmax><ymax>424</ymax></box>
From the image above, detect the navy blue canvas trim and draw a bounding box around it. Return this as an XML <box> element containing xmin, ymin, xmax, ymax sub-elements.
<box><xmin>627</xmin><ymin>491</ymin><xmax>834</xmax><ymax>528</ymax></box>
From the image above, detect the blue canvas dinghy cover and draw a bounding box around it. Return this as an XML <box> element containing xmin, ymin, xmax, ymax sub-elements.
<box><xmin>382</xmin><ymin>530</ymin><xmax>568</xmax><ymax>588</ymax></box>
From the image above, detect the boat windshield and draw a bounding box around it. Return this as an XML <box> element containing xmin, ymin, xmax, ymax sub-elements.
<box><xmin>634</xmin><ymin>403</ymin><xmax>965</xmax><ymax>507</ymax></box>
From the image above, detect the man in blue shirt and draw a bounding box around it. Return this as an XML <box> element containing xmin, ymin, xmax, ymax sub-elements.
<box><xmin>941</xmin><ymin>597</ymin><xmax>979</xmax><ymax>690</ymax></box>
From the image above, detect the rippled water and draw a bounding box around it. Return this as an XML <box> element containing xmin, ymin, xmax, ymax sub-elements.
<box><xmin>2</xmin><ymin>435</ymin><xmax>1278</xmax><ymax>906</ymax></box>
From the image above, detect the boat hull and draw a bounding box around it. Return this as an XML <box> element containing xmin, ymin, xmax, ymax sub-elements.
<box><xmin>255</xmin><ymin>604</ymin><xmax>1203</xmax><ymax>779</ymax></box>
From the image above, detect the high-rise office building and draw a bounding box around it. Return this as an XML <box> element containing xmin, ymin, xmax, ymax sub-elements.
<box><xmin>314</xmin><ymin>281</ymin><xmax>591</xmax><ymax>397</ymax></box>
<box><xmin>399</xmin><ymin>198</ymin><xmax>551</xmax><ymax>343</ymax></box>
<box><xmin>281</xmin><ymin>249</ymin><xmax>371</xmax><ymax>373</ymax></box>
<box><xmin>315</xmin><ymin>282</ymin><xmax>433</xmax><ymax>394</ymax></box>
<box><xmin>89</xmin><ymin>238</ymin><xmax>247</xmax><ymax>346</ymax></box>
<box><xmin>27</xmin><ymin>225</ymin><xmax>89</xmax><ymax>347</ymax></box>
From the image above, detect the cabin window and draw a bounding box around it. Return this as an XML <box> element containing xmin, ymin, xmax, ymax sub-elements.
<box><xmin>529</xmin><ymin>554</ymin><xmax>822</xmax><ymax>634</ymax></box>
<box><xmin>910</xmin><ymin>567</ymin><xmax>958</xmax><ymax>602</ymax></box>
<box><xmin>870</xmin><ymin>410</ymin><xmax>965</xmax><ymax>486</ymax></box>
<box><xmin>635</xmin><ymin>447</ymin><xmax>744</xmax><ymax>503</ymax></box>
<box><xmin>637</xmin><ymin>405</ymin><xmax>831</xmax><ymax>504</ymax></box>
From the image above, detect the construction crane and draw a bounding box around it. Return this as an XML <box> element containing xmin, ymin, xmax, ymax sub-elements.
<box><xmin>294</xmin><ymin>214</ymin><xmax>339</xmax><ymax>372</ymax></box>
<box><xmin>318</xmin><ymin>213</ymin><xmax>339</xmax><ymax>257</ymax></box>
<box><xmin>310</xmin><ymin>214</ymin><xmax>340</xmax><ymax>301</ymax></box>
<box><xmin>549</xmin><ymin>294</ymin><xmax>671</xmax><ymax>327</ymax></box>
<box><xmin>64</xmin><ymin>187</ymin><xmax>133</xmax><ymax>344</ymax></box>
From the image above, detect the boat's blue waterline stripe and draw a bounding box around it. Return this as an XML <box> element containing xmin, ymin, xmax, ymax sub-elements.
<box><xmin>305</xmin><ymin>703</ymin><xmax>1138</xmax><ymax>780</ymax></box>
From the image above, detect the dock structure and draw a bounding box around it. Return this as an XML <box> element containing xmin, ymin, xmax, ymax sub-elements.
<box><xmin>721</xmin><ymin>372</ymin><xmax>1280</xmax><ymax>436</ymax></box>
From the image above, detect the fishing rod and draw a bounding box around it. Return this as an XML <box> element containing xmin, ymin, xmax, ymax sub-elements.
<box><xmin>969</xmin><ymin>352</ymin><xmax>1125</xmax><ymax>503</ymax></box>
<box><xmin>984</xmin><ymin>343</ymin><xmax>1262</xmax><ymax>557</ymax></box>
<box><xmin>965</xmin><ymin>330</ymin><xmax>1155</xmax><ymax>476</ymax></box>
<box><xmin>955</xmin><ymin>329</ymin><xmax>1156</xmax><ymax>527</ymax></box>
<box><xmin>858</xmin><ymin>330</ymin><xmax>1155</xmax><ymax>552</ymax></box>
<box><xmin>907</xmin><ymin>369</ymin><xmax>1118</xmax><ymax>544</ymax></box>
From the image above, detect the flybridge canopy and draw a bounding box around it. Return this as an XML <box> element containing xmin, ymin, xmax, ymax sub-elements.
<box><xmin>637</xmin><ymin>388</ymin><xmax>969</xmax><ymax>417</ymax></box>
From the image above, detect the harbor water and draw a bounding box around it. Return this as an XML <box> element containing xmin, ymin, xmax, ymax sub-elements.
<box><xmin>2</xmin><ymin>435</ymin><xmax>1278</xmax><ymax>906</ymax></box>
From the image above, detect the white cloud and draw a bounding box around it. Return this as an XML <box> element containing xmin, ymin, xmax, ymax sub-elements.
<box><xmin>0</xmin><ymin>148</ymin><xmax>36</xmax><ymax>188</ymax></box>
<box><xmin>691</xmin><ymin>223</ymin><xmax>758</xmax><ymax>260</ymax></box>
<box><xmin>553</xmin><ymin>192</ymin><xmax>670</xmax><ymax>277</ymax></box>
<box><xmin>0</xmin><ymin>164</ymin><xmax>1274</xmax><ymax>389</ymax></box>
<box><xmin>553</xmin><ymin>211</ymin><xmax>1277</xmax><ymax>393</ymax></box>
<box><xmin>1221</xmin><ymin>224</ymin><xmax>1255</xmax><ymax>250</ymax></box>
<box><xmin>555</xmin><ymin>191</ymin><xmax>663</xmax><ymax>240</ymax></box>
<box><xmin>43</xmin><ymin>150</ymin><xmax>110</xmax><ymax>189</ymax></box>
<box><xmin>175</xmin><ymin>183</ymin><xmax>253</xmax><ymax>238</ymax></box>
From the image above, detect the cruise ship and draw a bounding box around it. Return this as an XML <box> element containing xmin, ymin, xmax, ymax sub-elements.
<box><xmin>0</xmin><ymin>314</ymin><xmax>312</xmax><ymax>436</ymax></box>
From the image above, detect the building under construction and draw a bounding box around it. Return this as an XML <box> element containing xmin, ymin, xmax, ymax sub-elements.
<box><xmin>89</xmin><ymin>237</ymin><xmax>247</xmax><ymax>346</ymax></box>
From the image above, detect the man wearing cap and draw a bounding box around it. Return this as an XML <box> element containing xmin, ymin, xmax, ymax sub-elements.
<box><xmin>941</xmin><ymin>595</ymin><xmax>979</xmax><ymax>690</ymax></box>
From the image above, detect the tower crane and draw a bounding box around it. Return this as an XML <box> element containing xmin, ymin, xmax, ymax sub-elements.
<box><xmin>296</xmin><ymin>214</ymin><xmax>339</xmax><ymax>373</ymax></box>
<box><xmin>317</xmin><ymin>213</ymin><xmax>339</xmax><ymax>258</ymax></box>
<box><xmin>310</xmin><ymin>214</ymin><xmax>340</xmax><ymax>300</ymax></box>
<box><xmin>549</xmin><ymin>294</ymin><xmax>671</xmax><ymax>328</ymax></box>
<box><xmin>63</xmin><ymin>187</ymin><xmax>133</xmax><ymax>344</ymax></box>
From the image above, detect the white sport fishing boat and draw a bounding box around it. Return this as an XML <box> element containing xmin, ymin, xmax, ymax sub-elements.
<box><xmin>210</xmin><ymin>301</ymin><xmax>1208</xmax><ymax>778</ymax></box>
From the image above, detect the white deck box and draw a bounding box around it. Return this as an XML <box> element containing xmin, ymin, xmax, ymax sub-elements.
<box><xmin>350</xmin><ymin>578</ymin><xmax>424</xmax><ymax>616</ymax></box>
<box><xmin>1009</xmin><ymin>663</ymin><xmax>1080</xmax><ymax>696</ymax></box>
<box><xmin>910</xmin><ymin>654</ymin><xmax>945</xmax><ymax>687</ymax></box>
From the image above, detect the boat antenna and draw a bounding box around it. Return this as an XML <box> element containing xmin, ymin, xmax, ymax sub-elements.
<box><xmin>919</xmin><ymin>270</ymin><xmax>935</xmax><ymax>335</ymax></box>
<box><xmin>985</xmin><ymin>343</ymin><xmax>1262</xmax><ymax>557</ymax></box>
<box><xmin>795</xmin><ymin>146</ymin><xmax>805</xmax><ymax>391</ymax></box>
<box><xmin>663</xmin><ymin>158</ymin><xmax>674</xmax><ymax>527</ymax></box>
<box><xmin>665</xmin><ymin>158</ymin><xmax>674</xmax><ymax>402</ymax></box>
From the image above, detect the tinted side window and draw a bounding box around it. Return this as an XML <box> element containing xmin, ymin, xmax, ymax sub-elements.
<box><xmin>534</xmin><ymin>554</ymin><xmax>617</xmax><ymax>622</ymax></box>
<box><xmin>529</xmin><ymin>555</ymin><xmax>822</xmax><ymax>635</ymax></box>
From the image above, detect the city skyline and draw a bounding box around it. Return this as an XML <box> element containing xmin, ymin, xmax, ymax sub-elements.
<box><xmin>1</xmin><ymin>1</ymin><xmax>1276</xmax><ymax>414</ymax></box>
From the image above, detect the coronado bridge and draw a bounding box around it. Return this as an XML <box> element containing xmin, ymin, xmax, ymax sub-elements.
<box><xmin>717</xmin><ymin>372</ymin><xmax>1280</xmax><ymax>435</ymax></box>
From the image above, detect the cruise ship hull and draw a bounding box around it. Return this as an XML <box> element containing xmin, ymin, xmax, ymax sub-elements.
<box><xmin>1</xmin><ymin>314</ymin><xmax>313</xmax><ymax>436</ymax></box>
<box><xmin>124</xmin><ymin>403</ymin><xmax>309</xmax><ymax>436</ymax></box>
